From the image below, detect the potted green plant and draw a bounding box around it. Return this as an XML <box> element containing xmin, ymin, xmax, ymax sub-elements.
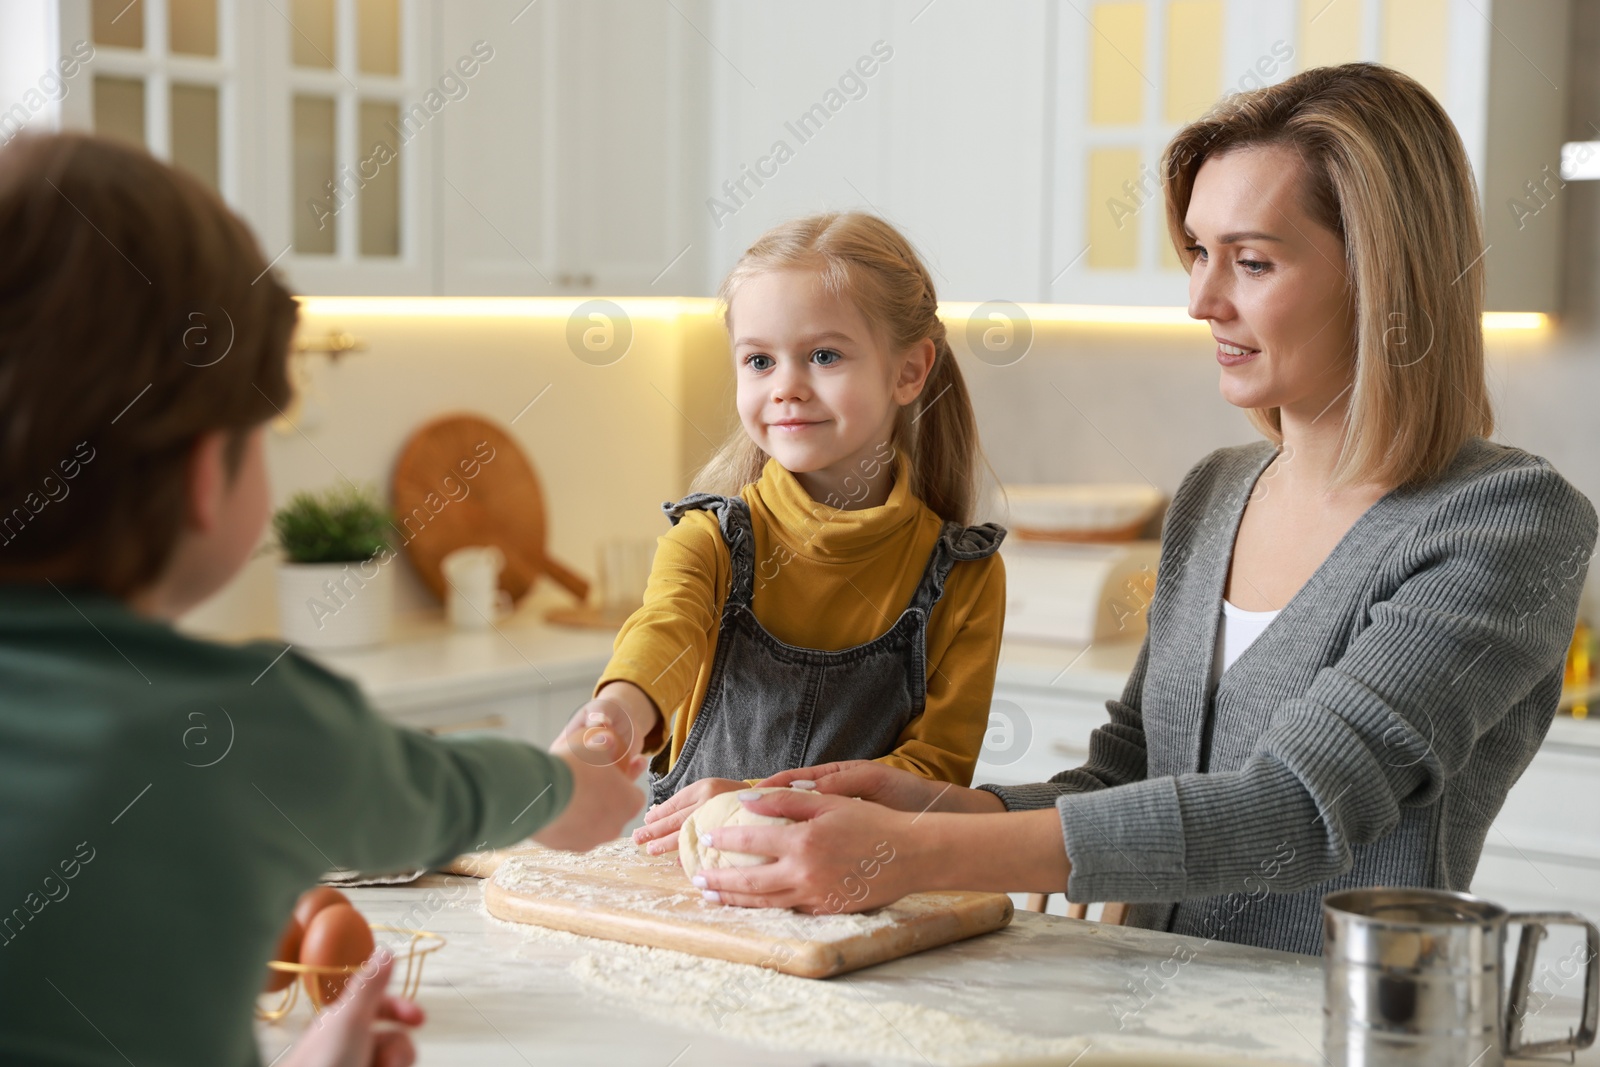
<box><xmin>273</xmin><ymin>484</ymin><xmax>397</xmax><ymax>649</ymax></box>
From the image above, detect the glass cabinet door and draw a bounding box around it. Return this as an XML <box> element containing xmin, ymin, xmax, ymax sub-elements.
<box><xmin>63</xmin><ymin>0</ymin><xmax>427</xmax><ymax>294</ymax></box>
<box><xmin>87</xmin><ymin>0</ymin><xmax>230</xmax><ymax>199</ymax></box>
<box><xmin>285</xmin><ymin>0</ymin><xmax>403</xmax><ymax>261</ymax></box>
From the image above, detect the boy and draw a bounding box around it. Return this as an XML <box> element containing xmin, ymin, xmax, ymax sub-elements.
<box><xmin>0</xmin><ymin>132</ymin><xmax>646</xmax><ymax>1065</ymax></box>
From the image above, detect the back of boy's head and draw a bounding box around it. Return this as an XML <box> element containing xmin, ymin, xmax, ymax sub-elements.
<box><xmin>706</xmin><ymin>211</ymin><xmax>982</xmax><ymax>525</ymax></box>
<box><xmin>0</xmin><ymin>132</ymin><xmax>297</xmax><ymax>596</ymax></box>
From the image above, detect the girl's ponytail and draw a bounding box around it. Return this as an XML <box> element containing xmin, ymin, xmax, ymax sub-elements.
<box><xmin>698</xmin><ymin>211</ymin><xmax>987</xmax><ymax>525</ymax></box>
<box><xmin>901</xmin><ymin>317</ymin><xmax>979</xmax><ymax>525</ymax></box>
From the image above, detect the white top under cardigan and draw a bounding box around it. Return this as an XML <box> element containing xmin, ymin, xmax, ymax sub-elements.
<box><xmin>1210</xmin><ymin>599</ymin><xmax>1282</xmax><ymax>688</ymax></box>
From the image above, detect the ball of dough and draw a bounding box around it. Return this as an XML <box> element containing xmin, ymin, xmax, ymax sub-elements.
<box><xmin>678</xmin><ymin>787</ymin><xmax>795</xmax><ymax>880</ymax></box>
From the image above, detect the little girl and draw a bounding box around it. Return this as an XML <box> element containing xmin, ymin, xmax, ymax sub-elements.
<box><xmin>587</xmin><ymin>212</ymin><xmax>1007</xmax><ymax>853</ymax></box>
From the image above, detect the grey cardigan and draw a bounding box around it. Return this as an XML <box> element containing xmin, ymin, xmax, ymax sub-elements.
<box><xmin>982</xmin><ymin>438</ymin><xmax>1598</xmax><ymax>956</ymax></box>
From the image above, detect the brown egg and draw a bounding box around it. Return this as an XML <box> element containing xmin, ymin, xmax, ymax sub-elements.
<box><xmin>292</xmin><ymin>886</ymin><xmax>350</xmax><ymax>930</ymax></box>
<box><xmin>298</xmin><ymin>903</ymin><xmax>375</xmax><ymax>1007</ymax></box>
<box><xmin>262</xmin><ymin>915</ymin><xmax>304</xmax><ymax>993</ymax></box>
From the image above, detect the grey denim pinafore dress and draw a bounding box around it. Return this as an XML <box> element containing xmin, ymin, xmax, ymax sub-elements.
<box><xmin>649</xmin><ymin>491</ymin><xmax>1004</xmax><ymax>804</ymax></box>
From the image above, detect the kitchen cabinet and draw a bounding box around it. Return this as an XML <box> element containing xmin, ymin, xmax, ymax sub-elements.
<box><xmin>15</xmin><ymin>0</ymin><xmax>1571</xmax><ymax>306</ymax></box>
<box><xmin>29</xmin><ymin>0</ymin><xmax>710</xmax><ymax>296</ymax></box>
<box><xmin>1470</xmin><ymin>718</ymin><xmax>1600</xmax><ymax>923</ymax></box>
<box><xmin>708</xmin><ymin>0</ymin><xmax>1573</xmax><ymax>310</ymax></box>
<box><xmin>704</xmin><ymin>0</ymin><xmax>1053</xmax><ymax>305</ymax></box>
<box><xmin>1046</xmin><ymin>0</ymin><xmax>1572</xmax><ymax>312</ymax></box>
<box><xmin>48</xmin><ymin>0</ymin><xmax>438</xmax><ymax>295</ymax></box>
<box><xmin>434</xmin><ymin>0</ymin><xmax>711</xmax><ymax>297</ymax></box>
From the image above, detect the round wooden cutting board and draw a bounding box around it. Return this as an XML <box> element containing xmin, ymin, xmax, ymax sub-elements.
<box><xmin>391</xmin><ymin>413</ymin><xmax>588</xmax><ymax>605</ymax></box>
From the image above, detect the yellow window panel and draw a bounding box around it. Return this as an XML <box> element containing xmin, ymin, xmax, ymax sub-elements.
<box><xmin>1381</xmin><ymin>0</ymin><xmax>1449</xmax><ymax>100</ymax></box>
<box><xmin>1165</xmin><ymin>1</ymin><xmax>1224</xmax><ymax>124</ymax></box>
<box><xmin>92</xmin><ymin>0</ymin><xmax>144</xmax><ymax>50</ymax></box>
<box><xmin>93</xmin><ymin>76</ymin><xmax>146</xmax><ymax>148</ymax></box>
<box><xmin>358</xmin><ymin>0</ymin><xmax>402</xmax><ymax>76</ymax></box>
<box><xmin>1088</xmin><ymin>147</ymin><xmax>1148</xmax><ymax>269</ymax></box>
<box><xmin>1090</xmin><ymin>2</ymin><xmax>1147</xmax><ymax>126</ymax></box>
<box><xmin>171</xmin><ymin>83</ymin><xmax>220</xmax><ymax>192</ymax></box>
<box><xmin>291</xmin><ymin>0</ymin><xmax>337</xmax><ymax>69</ymax></box>
<box><xmin>169</xmin><ymin>0</ymin><xmax>218</xmax><ymax>56</ymax></box>
<box><xmin>1299</xmin><ymin>0</ymin><xmax>1363</xmax><ymax>69</ymax></box>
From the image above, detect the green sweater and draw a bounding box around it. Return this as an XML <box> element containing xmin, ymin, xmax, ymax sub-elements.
<box><xmin>0</xmin><ymin>584</ymin><xmax>574</xmax><ymax>1065</ymax></box>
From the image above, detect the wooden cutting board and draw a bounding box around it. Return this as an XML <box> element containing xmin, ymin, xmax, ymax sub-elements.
<box><xmin>480</xmin><ymin>839</ymin><xmax>1013</xmax><ymax>979</ymax></box>
<box><xmin>390</xmin><ymin>413</ymin><xmax>589</xmax><ymax>604</ymax></box>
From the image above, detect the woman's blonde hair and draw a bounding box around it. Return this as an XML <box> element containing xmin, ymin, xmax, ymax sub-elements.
<box><xmin>694</xmin><ymin>211</ymin><xmax>983</xmax><ymax>524</ymax></box>
<box><xmin>1163</xmin><ymin>62</ymin><xmax>1493</xmax><ymax>488</ymax></box>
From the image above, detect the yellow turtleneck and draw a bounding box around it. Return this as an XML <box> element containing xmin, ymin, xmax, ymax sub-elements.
<box><xmin>597</xmin><ymin>453</ymin><xmax>1006</xmax><ymax>785</ymax></box>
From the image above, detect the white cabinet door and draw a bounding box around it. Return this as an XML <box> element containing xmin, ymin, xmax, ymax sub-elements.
<box><xmin>435</xmin><ymin>0</ymin><xmax>560</xmax><ymax>295</ymax></box>
<box><xmin>437</xmin><ymin>0</ymin><xmax>707</xmax><ymax>297</ymax></box>
<box><xmin>555</xmin><ymin>0</ymin><xmax>706</xmax><ymax>294</ymax></box>
<box><xmin>975</xmin><ymin>684</ymin><xmax>1116</xmax><ymax>788</ymax></box>
<box><xmin>243</xmin><ymin>0</ymin><xmax>435</xmax><ymax>295</ymax></box>
<box><xmin>702</xmin><ymin>0</ymin><xmax>891</xmax><ymax>289</ymax></box>
<box><xmin>51</xmin><ymin>0</ymin><xmax>434</xmax><ymax>294</ymax></box>
<box><xmin>878</xmin><ymin>0</ymin><xmax>1052</xmax><ymax>304</ymax></box>
<box><xmin>706</xmin><ymin>0</ymin><xmax>1051</xmax><ymax>304</ymax></box>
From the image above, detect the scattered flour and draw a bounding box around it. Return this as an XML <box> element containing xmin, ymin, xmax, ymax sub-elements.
<box><xmin>482</xmin><ymin>900</ymin><xmax>1092</xmax><ymax>1066</ymax></box>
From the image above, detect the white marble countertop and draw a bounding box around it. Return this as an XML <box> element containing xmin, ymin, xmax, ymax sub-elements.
<box><xmin>253</xmin><ymin>876</ymin><xmax>1600</xmax><ymax>1067</ymax></box>
<box><xmin>254</xmin><ymin>876</ymin><xmax>1324</xmax><ymax>1066</ymax></box>
<box><xmin>297</xmin><ymin>608</ymin><xmax>618</xmax><ymax>713</ymax></box>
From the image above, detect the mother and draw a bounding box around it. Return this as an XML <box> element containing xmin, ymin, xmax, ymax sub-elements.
<box><xmin>685</xmin><ymin>63</ymin><xmax>1598</xmax><ymax>956</ymax></box>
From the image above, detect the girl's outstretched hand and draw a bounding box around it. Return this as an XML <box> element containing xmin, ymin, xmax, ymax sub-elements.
<box><xmin>633</xmin><ymin>777</ymin><xmax>747</xmax><ymax>854</ymax></box>
<box><xmin>688</xmin><ymin>789</ymin><xmax>917</xmax><ymax>914</ymax></box>
<box><xmin>759</xmin><ymin>761</ymin><xmax>955</xmax><ymax>814</ymax></box>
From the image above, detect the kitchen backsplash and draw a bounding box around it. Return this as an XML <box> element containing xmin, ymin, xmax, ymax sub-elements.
<box><xmin>181</xmin><ymin>290</ymin><xmax>1600</xmax><ymax>638</ymax></box>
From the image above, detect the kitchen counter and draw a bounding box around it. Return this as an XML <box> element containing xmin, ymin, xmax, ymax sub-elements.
<box><xmin>254</xmin><ymin>876</ymin><xmax>1599</xmax><ymax>1066</ymax></box>
<box><xmin>298</xmin><ymin>609</ymin><xmax>618</xmax><ymax>717</ymax></box>
<box><xmin>299</xmin><ymin>611</ymin><xmax>1600</xmax><ymax>753</ymax></box>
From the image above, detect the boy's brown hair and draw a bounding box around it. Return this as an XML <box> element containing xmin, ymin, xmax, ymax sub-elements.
<box><xmin>0</xmin><ymin>133</ymin><xmax>297</xmax><ymax>595</ymax></box>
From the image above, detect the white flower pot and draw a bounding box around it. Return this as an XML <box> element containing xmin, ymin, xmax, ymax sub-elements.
<box><xmin>276</xmin><ymin>558</ymin><xmax>393</xmax><ymax>649</ymax></box>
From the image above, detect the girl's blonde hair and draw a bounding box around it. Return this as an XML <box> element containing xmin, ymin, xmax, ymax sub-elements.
<box><xmin>1163</xmin><ymin>62</ymin><xmax>1493</xmax><ymax>488</ymax></box>
<box><xmin>694</xmin><ymin>211</ymin><xmax>983</xmax><ymax>524</ymax></box>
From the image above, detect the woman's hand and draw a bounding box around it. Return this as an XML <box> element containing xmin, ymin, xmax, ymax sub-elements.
<box><xmin>687</xmin><ymin>789</ymin><xmax>920</xmax><ymax>913</ymax></box>
<box><xmin>279</xmin><ymin>951</ymin><xmax>424</xmax><ymax>1067</ymax></box>
<box><xmin>633</xmin><ymin>777</ymin><xmax>747</xmax><ymax>854</ymax></box>
<box><xmin>689</xmin><ymin>790</ymin><xmax>1072</xmax><ymax>911</ymax></box>
<box><xmin>760</xmin><ymin>761</ymin><xmax>1005</xmax><ymax>815</ymax></box>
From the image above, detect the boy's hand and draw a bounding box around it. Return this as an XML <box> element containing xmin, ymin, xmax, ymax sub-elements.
<box><xmin>280</xmin><ymin>950</ymin><xmax>424</xmax><ymax>1067</ymax></box>
<box><xmin>632</xmin><ymin>777</ymin><xmax>747</xmax><ymax>855</ymax></box>
<box><xmin>552</xmin><ymin>700</ymin><xmax>638</xmax><ymax>770</ymax></box>
<box><xmin>536</xmin><ymin>728</ymin><xmax>646</xmax><ymax>851</ymax></box>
